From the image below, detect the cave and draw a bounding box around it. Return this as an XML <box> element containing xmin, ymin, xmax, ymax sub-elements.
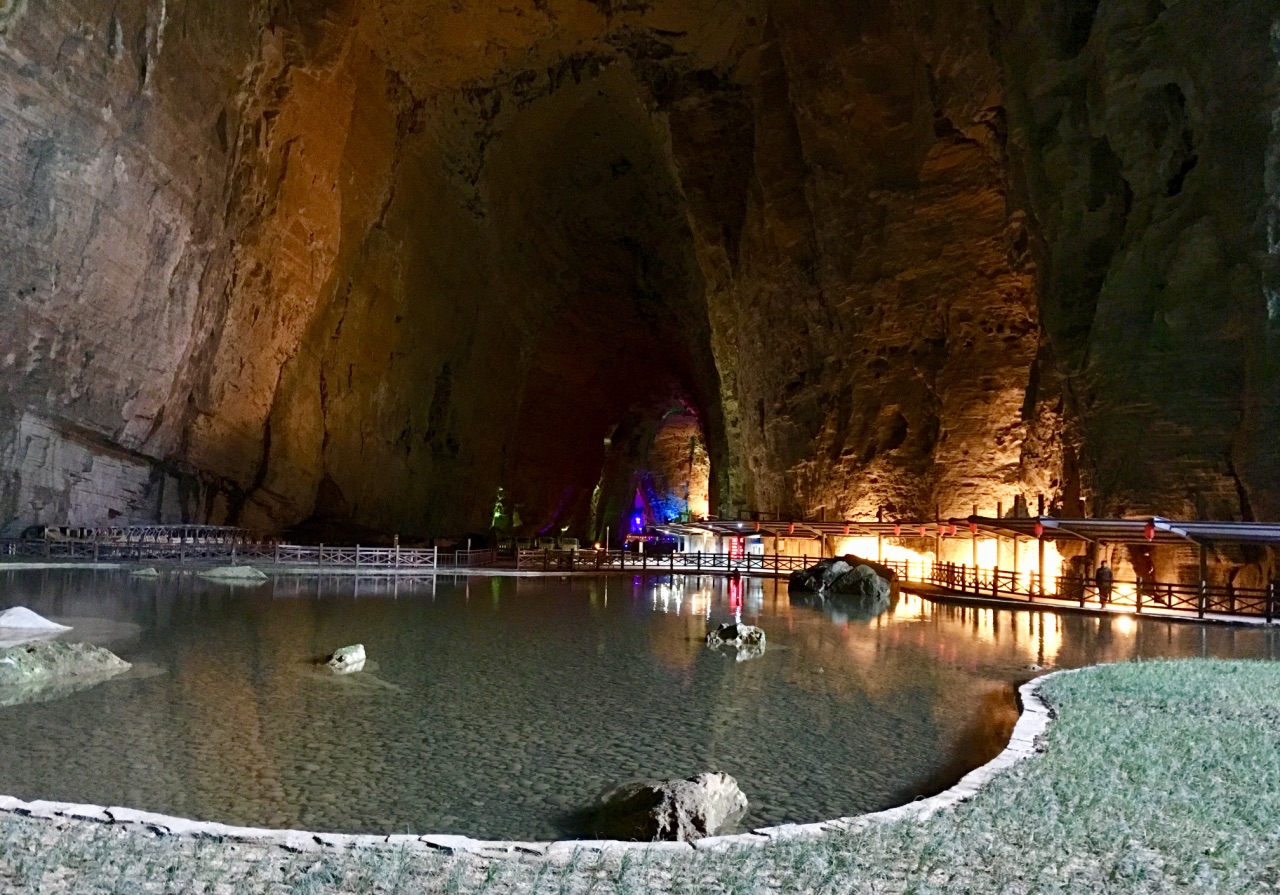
<box><xmin>0</xmin><ymin>0</ymin><xmax>1276</xmax><ymax>543</ymax></box>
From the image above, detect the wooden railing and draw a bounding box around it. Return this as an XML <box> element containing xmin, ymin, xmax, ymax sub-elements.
<box><xmin>907</xmin><ymin>560</ymin><xmax>1279</xmax><ymax>622</ymax></box>
<box><xmin>514</xmin><ymin>549</ymin><xmax>817</xmax><ymax>574</ymax></box>
<box><xmin>0</xmin><ymin>538</ymin><xmax>500</xmax><ymax>571</ymax></box>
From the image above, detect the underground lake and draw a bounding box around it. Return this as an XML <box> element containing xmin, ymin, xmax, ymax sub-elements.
<box><xmin>1</xmin><ymin>568</ymin><xmax>1276</xmax><ymax>841</ymax></box>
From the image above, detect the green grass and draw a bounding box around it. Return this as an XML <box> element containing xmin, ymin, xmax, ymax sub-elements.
<box><xmin>2</xmin><ymin>660</ymin><xmax>1279</xmax><ymax>894</ymax></box>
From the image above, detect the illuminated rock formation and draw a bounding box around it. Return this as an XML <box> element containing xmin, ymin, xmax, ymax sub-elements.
<box><xmin>0</xmin><ymin>0</ymin><xmax>1274</xmax><ymax>537</ymax></box>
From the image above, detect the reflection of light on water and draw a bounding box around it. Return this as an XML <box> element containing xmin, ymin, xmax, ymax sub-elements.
<box><xmin>1112</xmin><ymin>613</ymin><xmax>1137</xmax><ymax>637</ymax></box>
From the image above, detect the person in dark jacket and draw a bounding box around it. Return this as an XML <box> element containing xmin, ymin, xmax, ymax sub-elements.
<box><xmin>1095</xmin><ymin>560</ymin><xmax>1114</xmax><ymax>606</ymax></box>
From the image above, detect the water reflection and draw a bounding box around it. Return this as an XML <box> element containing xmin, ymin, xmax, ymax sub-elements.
<box><xmin>0</xmin><ymin>569</ymin><xmax>1275</xmax><ymax>840</ymax></box>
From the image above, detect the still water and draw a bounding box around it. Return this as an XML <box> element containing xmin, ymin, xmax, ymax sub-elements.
<box><xmin>0</xmin><ymin>569</ymin><xmax>1275</xmax><ymax>839</ymax></box>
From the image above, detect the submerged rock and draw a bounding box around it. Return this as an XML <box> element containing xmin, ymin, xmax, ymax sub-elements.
<box><xmin>0</xmin><ymin>607</ymin><xmax>71</xmax><ymax>632</ymax></box>
<box><xmin>705</xmin><ymin>623</ymin><xmax>766</xmax><ymax>662</ymax></box>
<box><xmin>326</xmin><ymin>644</ymin><xmax>366</xmax><ymax>675</ymax></box>
<box><xmin>199</xmin><ymin>565</ymin><xmax>268</xmax><ymax>582</ymax></box>
<box><xmin>0</xmin><ymin>642</ymin><xmax>131</xmax><ymax>706</ymax></box>
<box><xmin>591</xmin><ymin>772</ymin><xmax>748</xmax><ymax>842</ymax></box>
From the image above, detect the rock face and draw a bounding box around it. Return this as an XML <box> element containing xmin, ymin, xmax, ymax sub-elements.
<box><xmin>0</xmin><ymin>1</ymin><xmax>1275</xmax><ymax>544</ymax></box>
<box><xmin>326</xmin><ymin>644</ymin><xmax>367</xmax><ymax>675</ymax></box>
<box><xmin>592</xmin><ymin>772</ymin><xmax>748</xmax><ymax>842</ymax></box>
<box><xmin>0</xmin><ymin>607</ymin><xmax>71</xmax><ymax>632</ymax></box>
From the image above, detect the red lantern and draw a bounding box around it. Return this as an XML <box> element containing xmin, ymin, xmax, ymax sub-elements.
<box><xmin>843</xmin><ymin>523</ymin><xmax>851</xmax><ymax>536</ymax></box>
<box><xmin>893</xmin><ymin>524</ymin><xmax>901</xmax><ymax>537</ymax></box>
<box><xmin>969</xmin><ymin>521</ymin><xmax>978</xmax><ymax>535</ymax></box>
<box><xmin>754</xmin><ymin>522</ymin><xmax>761</xmax><ymax>532</ymax></box>
<box><xmin>919</xmin><ymin>525</ymin><xmax>927</xmax><ymax>538</ymax></box>
<box><xmin>1034</xmin><ymin>521</ymin><xmax>1045</xmax><ymax>538</ymax></box>
<box><xmin>949</xmin><ymin>524</ymin><xmax>958</xmax><ymax>536</ymax></box>
<box><xmin>788</xmin><ymin>523</ymin><xmax>795</xmax><ymax>535</ymax></box>
<box><xmin>1144</xmin><ymin>521</ymin><xmax>1156</xmax><ymax>541</ymax></box>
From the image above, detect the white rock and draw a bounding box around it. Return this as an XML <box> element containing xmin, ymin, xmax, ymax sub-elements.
<box><xmin>199</xmin><ymin>565</ymin><xmax>268</xmax><ymax>582</ymax></box>
<box><xmin>0</xmin><ymin>607</ymin><xmax>71</xmax><ymax>631</ymax></box>
<box><xmin>326</xmin><ymin>644</ymin><xmax>366</xmax><ymax>675</ymax></box>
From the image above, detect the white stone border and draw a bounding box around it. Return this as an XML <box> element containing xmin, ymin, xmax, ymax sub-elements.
<box><xmin>0</xmin><ymin>671</ymin><xmax>1066</xmax><ymax>861</ymax></box>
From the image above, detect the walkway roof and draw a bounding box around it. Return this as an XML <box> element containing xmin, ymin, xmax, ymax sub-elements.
<box><xmin>652</xmin><ymin>517</ymin><xmax>1280</xmax><ymax>547</ymax></box>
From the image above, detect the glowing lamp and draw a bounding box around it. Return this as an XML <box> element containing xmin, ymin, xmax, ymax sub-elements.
<box><xmin>1034</xmin><ymin>521</ymin><xmax>1045</xmax><ymax>538</ymax></box>
<box><xmin>1144</xmin><ymin>521</ymin><xmax>1156</xmax><ymax>541</ymax></box>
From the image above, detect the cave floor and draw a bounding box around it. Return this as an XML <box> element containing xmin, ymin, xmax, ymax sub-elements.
<box><xmin>2</xmin><ymin>659</ymin><xmax>1276</xmax><ymax>894</ymax></box>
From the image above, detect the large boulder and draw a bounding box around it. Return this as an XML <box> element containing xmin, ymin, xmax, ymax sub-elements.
<box><xmin>591</xmin><ymin>772</ymin><xmax>748</xmax><ymax>842</ymax></box>
<box><xmin>0</xmin><ymin>641</ymin><xmax>131</xmax><ymax>706</ymax></box>
<box><xmin>789</xmin><ymin>556</ymin><xmax>895</xmax><ymax>621</ymax></box>
<box><xmin>326</xmin><ymin>644</ymin><xmax>367</xmax><ymax>675</ymax></box>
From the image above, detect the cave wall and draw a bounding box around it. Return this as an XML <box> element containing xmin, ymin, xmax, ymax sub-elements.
<box><xmin>993</xmin><ymin>0</ymin><xmax>1280</xmax><ymax>521</ymax></box>
<box><xmin>1</xmin><ymin>0</ymin><xmax>1277</xmax><ymax>537</ymax></box>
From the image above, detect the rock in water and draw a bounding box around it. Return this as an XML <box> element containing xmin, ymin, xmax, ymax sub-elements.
<box><xmin>199</xmin><ymin>566</ymin><xmax>268</xmax><ymax>582</ymax></box>
<box><xmin>789</xmin><ymin>556</ymin><xmax>892</xmax><ymax>600</ymax></box>
<box><xmin>0</xmin><ymin>641</ymin><xmax>130</xmax><ymax>686</ymax></box>
<box><xmin>0</xmin><ymin>607</ymin><xmax>71</xmax><ymax>631</ymax></box>
<box><xmin>705</xmin><ymin>623</ymin><xmax>766</xmax><ymax>661</ymax></box>
<box><xmin>132</xmin><ymin>567</ymin><xmax>160</xmax><ymax>578</ymax></box>
<box><xmin>326</xmin><ymin>644</ymin><xmax>366</xmax><ymax>675</ymax></box>
<box><xmin>592</xmin><ymin>772</ymin><xmax>748</xmax><ymax>842</ymax></box>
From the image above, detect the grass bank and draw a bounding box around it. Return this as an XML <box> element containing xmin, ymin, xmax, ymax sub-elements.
<box><xmin>2</xmin><ymin>659</ymin><xmax>1278</xmax><ymax>894</ymax></box>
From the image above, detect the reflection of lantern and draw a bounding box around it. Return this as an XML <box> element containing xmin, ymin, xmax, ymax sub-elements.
<box><xmin>1034</xmin><ymin>521</ymin><xmax>1045</xmax><ymax>538</ymax></box>
<box><xmin>1144</xmin><ymin>521</ymin><xmax>1156</xmax><ymax>541</ymax></box>
<box><xmin>894</xmin><ymin>524</ymin><xmax>902</xmax><ymax>537</ymax></box>
<box><xmin>969</xmin><ymin>521</ymin><xmax>978</xmax><ymax>535</ymax></box>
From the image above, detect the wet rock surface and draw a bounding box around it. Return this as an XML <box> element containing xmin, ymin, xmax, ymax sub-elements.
<box><xmin>590</xmin><ymin>772</ymin><xmax>748</xmax><ymax>842</ymax></box>
<box><xmin>0</xmin><ymin>641</ymin><xmax>130</xmax><ymax>706</ymax></box>
<box><xmin>326</xmin><ymin>644</ymin><xmax>367</xmax><ymax>676</ymax></box>
<box><xmin>198</xmin><ymin>566</ymin><xmax>268</xmax><ymax>583</ymax></box>
<box><xmin>705</xmin><ymin>623</ymin><xmax>766</xmax><ymax>662</ymax></box>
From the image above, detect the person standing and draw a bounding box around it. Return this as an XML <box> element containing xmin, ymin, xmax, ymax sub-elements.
<box><xmin>1095</xmin><ymin>560</ymin><xmax>1114</xmax><ymax>607</ymax></box>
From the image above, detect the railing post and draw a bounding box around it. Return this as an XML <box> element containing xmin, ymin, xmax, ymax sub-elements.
<box><xmin>642</xmin><ymin>550</ymin><xmax>648</xmax><ymax>572</ymax></box>
<box><xmin>356</xmin><ymin>546</ymin><xmax>361</xmax><ymax>569</ymax></box>
<box><xmin>697</xmin><ymin>551</ymin><xmax>702</xmax><ymax>572</ymax></box>
<box><xmin>1079</xmin><ymin>577</ymin><xmax>1086</xmax><ymax>609</ymax></box>
<box><xmin>569</xmin><ymin>549</ymin><xmax>576</xmax><ymax>572</ymax></box>
<box><xmin>543</xmin><ymin>549</ymin><xmax>550</xmax><ymax>572</ymax></box>
<box><xmin>670</xmin><ymin>551</ymin><xmax>675</xmax><ymax>572</ymax></box>
<box><xmin>1268</xmin><ymin>583</ymin><xmax>1276</xmax><ymax>625</ymax></box>
<box><xmin>1136</xmin><ymin>577</ymin><xmax>1143</xmax><ymax>615</ymax></box>
<box><xmin>1198</xmin><ymin>580</ymin><xmax>1207</xmax><ymax>619</ymax></box>
<box><xmin>992</xmin><ymin>567</ymin><xmax>999</xmax><ymax>599</ymax></box>
<box><xmin>433</xmin><ymin>545</ymin><xmax>438</xmax><ymax>569</ymax></box>
<box><xmin>621</xmin><ymin>549</ymin><xmax>627</xmax><ymax>570</ymax></box>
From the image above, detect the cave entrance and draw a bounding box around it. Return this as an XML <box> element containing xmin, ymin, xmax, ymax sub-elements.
<box><xmin>483</xmin><ymin>63</ymin><xmax>723</xmax><ymax>544</ymax></box>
